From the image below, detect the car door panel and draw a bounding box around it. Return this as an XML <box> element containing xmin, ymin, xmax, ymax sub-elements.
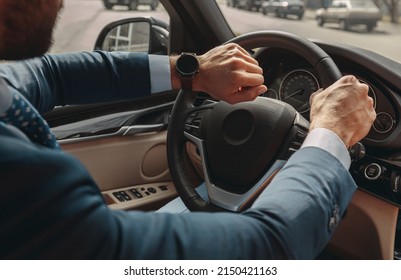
<box><xmin>60</xmin><ymin>130</ymin><xmax>170</xmax><ymax>191</ymax></box>
<box><xmin>61</xmin><ymin>130</ymin><xmax>177</xmax><ymax>210</ymax></box>
<box><xmin>52</xmin><ymin>100</ymin><xmax>177</xmax><ymax>210</ymax></box>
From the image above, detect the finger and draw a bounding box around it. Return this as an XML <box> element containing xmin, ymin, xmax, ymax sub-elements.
<box><xmin>236</xmin><ymin>51</ymin><xmax>260</xmax><ymax>66</ymax></box>
<box><xmin>235</xmin><ymin>71</ymin><xmax>264</xmax><ymax>87</ymax></box>
<box><xmin>359</xmin><ymin>83</ymin><xmax>369</xmax><ymax>96</ymax></box>
<box><xmin>369</xmin><ymin>109</ymin><xmax>377</xmax><ymax>122</ymax></box>
<box><xmin>225</xmin><ymin>43</ymin><xmax>260</xmax><ymax>65</ymax></box>
<box><xmin>339</xmin><ymin>75</ymin><xmax>357</xmax><ymax>83</ymax></box>
<box><xmin>366</xmin><ymin>96</ymin><xmax>376</xmax><ymax>120</ymax></box>
<box><xmin>309</xmin><ymin>88</ymin><xmax>323</xmax><ymax>105</ymax></box>
<box><xmin>244</xmin><ymin>61</ymin><xmax>263</xmax><ymax>74</ymax></box>
<box><xmin>225</xmin><ymin>43</ymin><xmax>251</xmax><ymax>58</ymax></box>
<box><xmin>227</xmin><ymin>85</ymin><xmax>267</xmax><ymax>104</ymax></box>
<box><xmin>367</xmin><ymin>96</ymin><xmax>375</xmax><ymax>109</ymax></box>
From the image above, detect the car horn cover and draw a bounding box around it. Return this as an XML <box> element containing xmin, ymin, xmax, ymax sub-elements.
<box><xmin>204</xmin><ymin>98</ymin><xmax>297</xmax><ymax>194</ymax></box>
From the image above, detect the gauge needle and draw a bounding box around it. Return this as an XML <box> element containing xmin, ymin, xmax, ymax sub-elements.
<box><xmin>283</xmin><ymin>89</ymin><xmax>303</xmax><ymax>101</ymax></box>
<box><xmin>376</xmin><ymin>119</ymin><xmax>385</xmax><ymax>129</ymax></box>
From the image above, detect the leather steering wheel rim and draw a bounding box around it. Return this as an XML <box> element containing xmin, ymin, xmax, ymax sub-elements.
<box><xmin>167</xmin><ymin>30</ymin><xmax>342</xmax><ymax>212</ymax></box>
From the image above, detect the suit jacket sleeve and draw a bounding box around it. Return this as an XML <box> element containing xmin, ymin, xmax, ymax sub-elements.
<box><xmin>0</xmin><ymin>51</ymin><xmax>151</xmax><ymax>113</ymax></box>
<box><xmin>0</xmin><ymin>133</ymin><xmax>356</xmax><ymax>259</ymax></box>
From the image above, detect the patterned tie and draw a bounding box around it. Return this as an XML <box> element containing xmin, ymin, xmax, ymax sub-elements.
<box><xmin>0</xmin><ymin>81</ymin><xmax>60</xmax><ymax>150</ymax></box>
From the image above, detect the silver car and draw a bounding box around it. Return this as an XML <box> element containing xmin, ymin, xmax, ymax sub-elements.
<box><xmin>261</xmin><ymin>0</ymin><xmax>305</xmax><ymax>20</ymax></box>
<box><xmin>315</xmin><ymin>0</ymin><xmax>382</xmax><ymax>32</ymax></box>
<box><xmin>102</xmin><ymin>0</ymin><xmax>159</xmax><ymax>10</ymax></box>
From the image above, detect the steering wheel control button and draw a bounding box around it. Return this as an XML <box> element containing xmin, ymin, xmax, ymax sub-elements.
<box><xmin>293</xmin><ymin>131</ymin><xmax>307</xmax><ymax>149</ymax></box>
<box><xmin>364</xmin><ymin>163</ymin><xmax>382</xmax><ymax>180</ymax></box>
<box><xmin>391</xmin><ymin>173</ymin><xmax>401</xmax><ymax>194</ymax></box>
<box><xmin>185</xmin><ymin>111</ymin><xmax>205</xmax><ymax>137</ymax></box>
<box><xmin>280</xmin><ymin>128</ymin><xmax>308</xmax><ymax>160</ymax></box>
<box><xmin>349</xmin><ymin>142</ymin><xmax>366</xmax><ymax>161</ymax></box>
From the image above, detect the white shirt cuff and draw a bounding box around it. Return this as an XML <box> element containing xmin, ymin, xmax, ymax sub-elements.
<box><xmin>301</xmin><ymin>127</ymin><xmax>351</xmax><ymax>169</ymax></box>
<box><xmin>148</xmin><ymin>55</ymin><xmax>172</xmax><ymax>94</ymax></box>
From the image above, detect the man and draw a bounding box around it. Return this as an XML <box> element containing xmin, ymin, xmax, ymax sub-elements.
<box><xmin>0</xmin><ymin>0</ymin><xmax>375</xmax><ymax>259</ymax></box>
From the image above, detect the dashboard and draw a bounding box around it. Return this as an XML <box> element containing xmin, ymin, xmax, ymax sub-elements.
<box><xmin>254</xmin><ymin>44</ymin><xmax>401</xmax><ymax>208</ymax></box>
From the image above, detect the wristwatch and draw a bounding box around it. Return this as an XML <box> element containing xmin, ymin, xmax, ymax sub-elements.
<box><xmin>176</xmin><ymin>53</ymin><xmax>199</xmax><ymax>91</ymax></box>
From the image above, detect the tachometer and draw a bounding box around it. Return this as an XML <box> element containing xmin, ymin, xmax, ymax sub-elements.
<box><xmin>279</xmin><ymin>69</ymin><xmax>320</xmax><ymax>113</ymax></box>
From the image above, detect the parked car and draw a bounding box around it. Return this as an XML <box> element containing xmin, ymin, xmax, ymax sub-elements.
<box><xmin>102</xmin><ymin>0</ymin><xmax>159</xmax><ymax>10</ymax></box>
<box><xmin>226</xmin><ymin>0</ymin><xmax>239</xmax><ymax>7</ymax></box>
<box><xmin>315</xmin><ymin>0</ymin><xmax>382</xmax><ymax>32</ymax></box>
<box><xmin>236</xmin><ymin>0</ymin><xmax>264</xmax><ymax>11</ymax></box>
<box><xmin>261</xmin><ymin>0</ymin><xmax>305</xmax><ymax>19</ymax></box>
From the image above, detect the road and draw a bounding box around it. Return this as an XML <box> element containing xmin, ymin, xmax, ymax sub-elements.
<box><xmin>52</xmin><ymin>0</ymin><xmax>401</xmax><ymax>63</ymax></box>
<box><xmin>220</xmin><ymin>5</ymin><xmax>401</xmax><ymax>63</ymax></box>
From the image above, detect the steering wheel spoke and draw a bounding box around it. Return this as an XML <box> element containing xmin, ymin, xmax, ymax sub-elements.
<box><xmin>205</xmin><ymin>158</ymin><xmax>287</xmax><ymax>212</ymax></box>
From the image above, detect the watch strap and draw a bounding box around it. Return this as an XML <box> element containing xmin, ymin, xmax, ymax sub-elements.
<box><xmin>181</xmin><ymin>76</ymin><xmax>193</xmax><ymax>91</ymax></box>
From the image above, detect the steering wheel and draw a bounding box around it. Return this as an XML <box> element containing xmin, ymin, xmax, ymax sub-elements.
<box><xmin>167</xmin><ymin>31</ymin><xmax>342</xmax><ymax>212</ymax></box>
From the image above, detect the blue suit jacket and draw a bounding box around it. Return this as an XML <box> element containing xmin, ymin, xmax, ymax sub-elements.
<box><xmin>0</xmin><ymin>52</ymin><xmax>356</xmax><ymax>259</ymax></box>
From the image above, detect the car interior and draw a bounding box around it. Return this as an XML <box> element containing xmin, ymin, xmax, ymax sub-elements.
<box><xmin>44</xmin><ymin>0</ymin><xmax>401</xmax><ymax>259</ymax></box>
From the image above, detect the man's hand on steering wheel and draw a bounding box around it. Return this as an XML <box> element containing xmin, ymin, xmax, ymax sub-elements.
<box><xmin>194</xmin><ymin>43</ymin><xmax>267</xmax><ymax>103</ymax></box>
<box><xmin>170</xmin><ymin>43</ymin><xmax>267</xmax><ymax>104</ymax></box>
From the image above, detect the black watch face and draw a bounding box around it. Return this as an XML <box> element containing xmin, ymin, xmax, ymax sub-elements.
<box><xmin>177</xmin><ymin>54</ymin><xmax>199</xmax><ymax>76</ymax></box>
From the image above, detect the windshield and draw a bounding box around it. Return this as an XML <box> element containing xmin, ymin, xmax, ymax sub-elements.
<box><xmin>50</xmin><ymin>0</ymin><xmax>400</xmax><ymax>63</ymax></box>
<box><xmin>220</xmin><ymin>0</ymin><xmax>400</xmax><ymax>63</ymax></box>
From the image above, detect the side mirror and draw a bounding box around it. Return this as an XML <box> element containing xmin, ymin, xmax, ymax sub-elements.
<box><xmin>94</xmin><ymin>17</ymin><xmax>169</xmax><ymax>55</ymax></box>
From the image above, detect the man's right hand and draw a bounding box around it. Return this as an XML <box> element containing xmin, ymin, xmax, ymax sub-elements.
<box><xmin>309</xmin><ymin>75</ymin><xmax>376</xmax><ymax>148</ymax></box>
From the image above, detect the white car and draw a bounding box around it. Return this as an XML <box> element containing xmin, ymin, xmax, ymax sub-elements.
<box><xmin>316</xmin><ymin>0</ymin><xmax>382</xmax><ymax>32</ymax></box>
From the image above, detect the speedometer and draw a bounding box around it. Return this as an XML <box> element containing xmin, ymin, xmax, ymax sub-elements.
<box><xmin>279</xmin><ymin>69</ymin><xmax>320</xmax><ymax>113</ymax></box>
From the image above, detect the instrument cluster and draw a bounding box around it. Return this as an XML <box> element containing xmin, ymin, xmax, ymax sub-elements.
<box><xmin>255</xmin><ymin>48</ymin><xmax>397</xmax><ymax>143</ymax></box>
